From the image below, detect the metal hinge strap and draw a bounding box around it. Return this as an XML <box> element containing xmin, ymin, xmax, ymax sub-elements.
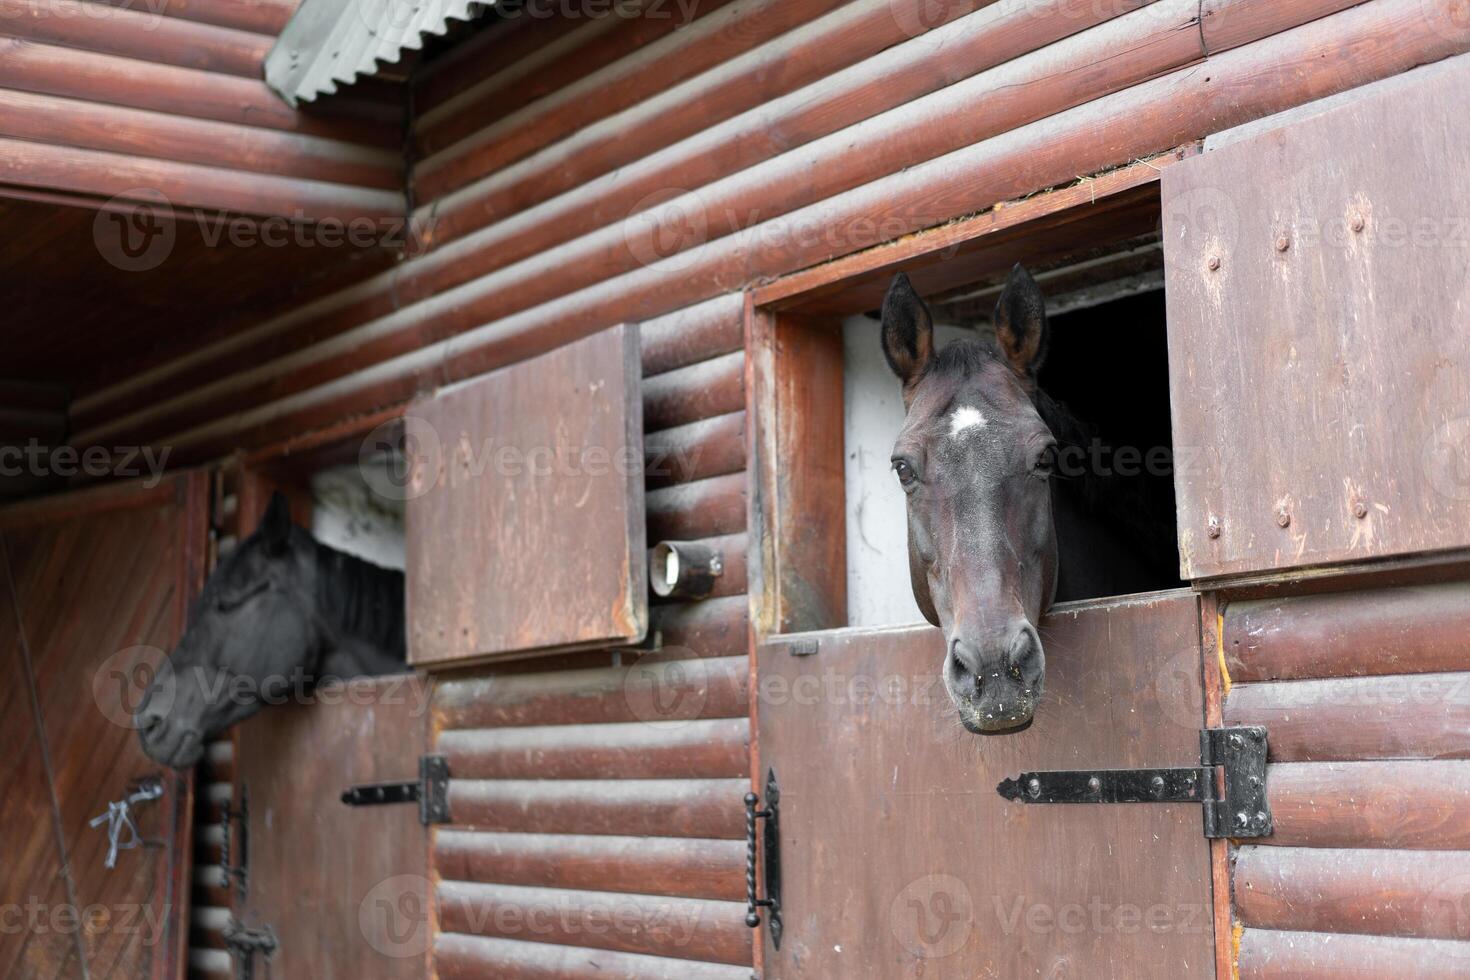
<box><xmin>340</xmin><ymin>754</ymin><xmax>449</xmax><ymax>825</ymax></box>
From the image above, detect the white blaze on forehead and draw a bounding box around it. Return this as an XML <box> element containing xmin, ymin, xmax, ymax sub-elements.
<box><xmin>948</xmin><ymin>405</ymin><xmax>988</xmax><ymax>439</ymax></box>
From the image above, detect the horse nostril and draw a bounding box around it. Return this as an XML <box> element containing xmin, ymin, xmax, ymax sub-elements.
<box><xmin>136</xmin><ymin>711</ymin><xmax>163</xmax><ymax>736</ymax></box>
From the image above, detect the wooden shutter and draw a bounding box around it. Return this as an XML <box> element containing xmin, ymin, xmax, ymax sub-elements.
<box><xmin>1163</xmin><ymin>57</ymin><xmax>1470</xmax><ymax>580</ymax></box>
<box><xmin>406</xmin><ymin>323</ymin><xmax>648</xmax><ymax>666</ymax></box>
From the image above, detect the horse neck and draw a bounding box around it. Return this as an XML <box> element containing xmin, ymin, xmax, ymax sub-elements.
<box><xmin>310</xmin><ymin>539</ymin><xmax>407</xmax><ymax>667</ymax></box>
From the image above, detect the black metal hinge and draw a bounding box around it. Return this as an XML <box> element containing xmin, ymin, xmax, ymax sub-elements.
<box><xmin>744</xmin><ymin>768</ymin><xmax>783</xmax><ymax>948</ymax></box>
<box><xmin>996</xmin><ymin>726</ymin><xmax>1272</xmax><ymax>839</ymax></box>
<box><xmin>340</xmin><ymin>754</ymin><xmax>449</xmax><ymax>825</ymax></box>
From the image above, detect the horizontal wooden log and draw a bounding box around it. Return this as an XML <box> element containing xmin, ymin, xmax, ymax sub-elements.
<box><xmin>640</xmin><ymin>295</ymin><xmax>744</xmax><ymax>376</ymax></box>
<box><xmin>445</xmin><ymin>778</ymin><xmax>747</xmax><ymax>838</ymax></box>
<box><xmin>0</xmin><ymin>87</ymin><xmax>400</xmax><ymax>188</ymax></box>
<box><xmin>1226</xmin><ymin>673</ymin><xmax>1470</xmax><ymax>761</ymax></box>
<box><xmin>1265</xmin><ymin>761</ymin><xmax>1470</xmax><ymax>849</ymax></box>
<box><xmin>1223</xmin><ymin>583</ymin><xmax>1470</xmax><ymax>682</ymax></box>
<box><xmin>0</xmin><ymin>0</ymin><xmax>271</xmax><ymax>76</ymax></box>
<box><xmin>651</xmin><ymin>595</ymin><xmax>749</xmax><ymax>660</ymax></box>
<box><xmin>0</xmin><ymin>36</ymin><xmax>390</xmax><ymax>144</ymax></box>
<box><xmin>1235</xmin><ymin>845</ymin><xmax>1470</xmax><ymax>941</ymax></box>
<box><xmin>433</xmin><ymin>654</ymin><xmax>749</xmax><ymax>730</ymax></box>
<box><xmin>642</xmin><ymin>352</ymin><xmax>745</xmax><ymax>432</ymax></box>
<box><xmin>436</xmin><ymin>881</ymin><xmax>751</xmax><ymax>966</ymax></box>
<box><xmin>1237</xmin><ymin>928</ymin><xmax>1470</xmax><ymax>978</ymax></box>
<box><xmin>87</xmin><ymin>0</ymin><xmax>298</xmax><ymax>36</ymax></box>
<box><xmin>186</xmin><ymin>947</ymin><xmax>232</xmax><ymax>979</ymax></box>
<box><xmin>200</xmin><ymin>738</ymin><xmax>234</xmax><ymax>783</ymax></box>
<box><xmin>1201</xmin><ymin>0</ymin><xmax>1372</xmax><ymax>52</ymax></box>
<box><xmin>140</xmin><ymin>0</ymin><xmax>1470</xmax><ymax>459</ymax></box>
<box><xmin>646</xmin><ymin>473</ymin><xmax>746</xmax><ymax>542</ymax></box>
<box><xmin>413</xmin><ymin>4</ymin><xmax>585</xmax><ymax>114</ymax></box>
<box><xmin>415</xmin><ymin>0</ymin><xmax>739</xmax><ymax>155</ymax></box>
<box><xmin>413</xmin><ymin>0</ymin><xmax>851</xmax><ymax>201</ymax></box>
<box><xmin>417</xmin><ymin>0</ymin><xmax>1159</xmax><ymax>253</ymax></box>
<box><xmin>435</xmin><ymin>931</ymin><xmax>753</xmax><ymax>980</ymax></box>
<box><xmin>439</xmin><ymin>717</ymin><xmax>749</xmax><ymax>780</ymax></box>
<box><xmin>433</xmin><ymin>831</ymin><xmax>745</xmax><ymax>902</ymax></box>
<box><xmin>0</xmin><ymin>136</ymin><xmax>402</xmax><ymax>221</ymax></box>
<box><xmin>645</xmin><ymin>413</ymin><xmax>746</xmax><ymax>490</ymax></box>
<box><xmin>192</xmin><ymin>865</ymin><xmax>231</xmax><ymax>909</ymax></box>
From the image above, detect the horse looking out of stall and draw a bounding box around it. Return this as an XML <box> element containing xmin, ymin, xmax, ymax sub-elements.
<box><xmin>135</xmin><ymin>492</ymin><xmax>406</xmax><ymax>769</ymax></box>
<box><xmin>881</xmin><ymin>266</ymin><xmax>1174</xmax><ymax>736</ymax></box>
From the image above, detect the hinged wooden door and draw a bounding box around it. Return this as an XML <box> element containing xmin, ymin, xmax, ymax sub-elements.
<box><xmin>755</xmin><ymin>590</ymin><xmax>1214</xmax><ymax>977</ymax></box>
<box><xmin>0</xmin><ymin>474</ymin><xmax>208</xmax><ymax>980</ymax></box>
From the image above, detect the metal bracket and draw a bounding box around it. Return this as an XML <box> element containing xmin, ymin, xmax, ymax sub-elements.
<box><xmin>744</xmin><ymin>768</ymin><xmax>783</xmax><ymax>948</ymax></box>
<box><xmin>223</xmin><ymin>917</ymin><xmax>276</xmax><ymax>980</ymax></box>
<box><xmin>996</xmin><ymin>726</ymin><xmax>1272</xmax><ymax>839</ymax></box>
<box><xmin>340</xmin><ymin>755</ymin><xmax>449</xmax><ymax>825</ymax></box>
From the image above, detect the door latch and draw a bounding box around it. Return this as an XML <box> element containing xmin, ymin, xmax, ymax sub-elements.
<box><xmin>341</xmin><ymin>754</ymin><xmax>449</xmax><ymax>825</ymax></box>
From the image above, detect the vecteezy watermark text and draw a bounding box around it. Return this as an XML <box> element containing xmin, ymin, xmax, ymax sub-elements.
<box><xmin>0</xmin><ymin>441</ymin><xmax>170</xmax><ymax>488</ymax></box>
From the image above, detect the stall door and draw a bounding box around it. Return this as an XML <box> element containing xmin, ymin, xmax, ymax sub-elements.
<box><xmin>0</xmin><ymin>474</ymin><xmax>208</xmax><ymax>980</ymax></box>
<box><xmin>756</xmin><ymin>590</ymin><xmax>1213</xmax><ymax>977</ymax></box>
<box><xmin>232</xmin><ymin>675</ymin><xmax>431</xmax><ymax>979</ymax></box>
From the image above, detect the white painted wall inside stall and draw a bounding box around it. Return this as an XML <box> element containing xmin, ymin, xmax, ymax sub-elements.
<box><xmin>311</xmin><ymin>463</ymin><xmax>405</xmax><ymax>570</ymax></box>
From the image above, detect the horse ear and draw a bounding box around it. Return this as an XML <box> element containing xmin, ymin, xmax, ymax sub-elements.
<box><xmin>993</xmin><ymin>264</ymin><xmax>1049</xmax><ymax>378</ymax></box>
<box><xmin>260</xmin><ymin>491</ymin><xmax>293</xmax><ymax>553</ymax></box>
<box><xmin>881</xmin><ymin>272</ymin><xmax>935</xmax><ymax>389</ymax></box>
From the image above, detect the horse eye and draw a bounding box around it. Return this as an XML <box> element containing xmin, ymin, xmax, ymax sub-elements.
<box><xmin>892</xmin><ymin>459</ymin><xmax>917</xmax><ymax>486</ymax></box>
<box><xmin>1033</xmin><ymin>445</ymin><xmax>1057</xmax><ymax>478</ymax></box>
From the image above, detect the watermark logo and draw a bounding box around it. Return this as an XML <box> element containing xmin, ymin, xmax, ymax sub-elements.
<box><xmin>1155</xmin><ymin>646</ymin><xmax>1206</xmax><ymax>734</ymax></box>
<box><xmin>92</xmin><ymin>647</ymin><xmax>174</xmax><ymax>729</ymax></box>
<box><xmin>623</xmin><ymin>188</ymin><xmax>708</xmax><ymax>271</ymax></box>
<box><xmin>1423</xmin><ymin>417</ymin><xmax>1470</xmax><ymax>501</ymax></box>
<box><xmin>1423</xmin><ymin>0</ymin><xmax>1470</xmax><ymax>42</ymax></box>
<box><xmin>622</xmin><ymin>654</ymin><xmax>710</xmax><ymax>729</ymax></box>
<box><xmin>94</xmin><ymin>190</ymin><xmax>176</xmax><ymax>272</ymax></box>
<box><xmin>1426</xmin><ymin>872</ymin><xmax>1470</xmax><ymax>955</ymax></box>
<box><xmin>889</xmin><ymin>874</ymin><xmax>973</xmax><ymax>959</ymax></box>
<box><xmin>359</xmin><ymin>415</ymin><xmax>444</xmax><ymax>503</ymax></box>
<box><xmin>359</xmin><ymin>874</ymin><xmax>431</xmax><ymax>958</ymax></box>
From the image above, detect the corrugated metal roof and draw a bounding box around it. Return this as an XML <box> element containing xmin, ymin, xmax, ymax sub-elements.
<box><xmin>266</xmin><ymin>0</ymin><xmax>490</xmax><ymax>106</ymax></box>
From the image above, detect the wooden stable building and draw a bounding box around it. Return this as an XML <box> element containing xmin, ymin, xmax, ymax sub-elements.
<box><xmin>2</xmin><ymin>0</ymin><xmax>1470</xmax><ymax>977</ymax></box>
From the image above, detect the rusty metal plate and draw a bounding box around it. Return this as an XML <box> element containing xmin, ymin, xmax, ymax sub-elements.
<box><xmin>757</xmin><ymin>590</ymin><xmax>1213</xmax><ymax>978</ymax></box>
<box><xmin>406</xmin><ymin>323</ymin><xmax>647</xmax><ymax>665</ymax></box>
<box><xmin>1163</xmin><ymin>57</ymin><xmax>1470</xmax><ymax>580</ymax></box>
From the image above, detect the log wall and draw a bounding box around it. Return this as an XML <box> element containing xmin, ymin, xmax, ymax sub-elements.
<box><xmin>0</xmin><ymin>0</ymin><xmax>403</xmax><ymax>219</ymax></box>
<box><xmin>1222</xmin><ymin>582</ymin><xmax>1470</xmax><ymax>976</ymax></box>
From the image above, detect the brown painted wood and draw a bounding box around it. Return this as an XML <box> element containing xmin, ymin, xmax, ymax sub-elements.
<box><xmin>748</xmin><ymin>310</ymin><xmax>846</xmax><ymax>634</ymax></box>
<box><xmin>436</xmin><ymin>881</ymin><xmax>752</xmax><ymax>965</ymax></box>
<box><xmin>1163</xmin><ymin>52</ymin><xmax>1470</xmax><ymax>578</ymax></box>
<box><xmin>1201</xmin><ymin>0</ymin><xmax>1372</xmax><ymax>52</ymax></box>
<box><xmin>87</xmin><ymin>0</ymin><xmax>298</xmax><ymax>35</ymax></box>
<box><xmin>1221</xmin><ymin>583</ymin><xmax>1470</xmax><ymax>682</ymax></box>
<box><xmin>134</xmin><ymin>0</ymin><xmax>1470</xmax><ymax>460</ymax></box>
<box><xmin>1237</xmin><ymin>928</ymin><xmax>1470</xmax><ymax>978</ymax></box>
<box><xmin>757</xmin><ymin>591</ymin><xmax>1212</xmax><ymax>976</ymax></box>
<box><xmin>1226</xmin><ymin>673</ymin><xmax>1470</xmax><ymax>761</ymax></box>
<box><xmin>433</xmin><ymin>655</ymin><xmax>750</xmax><ymax>730</ymax></box>
<box><xmin>643</xmin><ymin>351</ymin><xmax>745</xmax><ymax>432</ymax></box>
<box><xmin>0</xmin><ymin>472</ymin><xmax>207</xmax><ymax>980</ymax></box>
<box><xmin>641</xmin><ymin>295</ymin><xmax>745</xmax><ymax>377</ymax></box>
<box><xmin>433</xmin><ymin>830</ymin><xmax>745</xmax><ymax>902</ymax></box>
<box><xmin>646</xmin><ymin>472</ymin><xmax>746</xmax><ymax>542</ymax></box>
<box><xmin>439</xmin><ymin>717</ymin><xmax>750</xmax><ymax>780</ymax></box>
<box><xmin>407</xmin><ymin>323</ymin><xmax>647</xmax><ymax>665</ymax></box>
<box><xmin>435</xmin><ymin>932</ymin><xmax>754</xmax><ymax>980</ymax></box>
<box><xmin>445</xmin><ymin>778</ymin><xmax>747</xmax><ymax>839</ymax></box>
<box><xmin>234</xmin><ymin>675</ymin><xmax>430</xmax><ymax>979</ymax></box>
<box><xmin>1264</xmin><ymin>762</ymin><xmax>1470</xmax><ymax>849</ymax></box>
<box><xmin>1234</xmin><ymin>845</ymin><xmax>1470</xmax><ymax>942</ymax></box>
<box><xmin>0</xmin><ymin>0</ymin><xmax>273</xmax><ymax>76</ymax></box>
<box><xmin>644</xmin><ymin>413</ymin><xmax>746</xmax><ymax>490</ymax></box>
<box><xmin>652</xmin><ymin>595</ymin><xmax>749</xmax><ymax>659</ymax></box>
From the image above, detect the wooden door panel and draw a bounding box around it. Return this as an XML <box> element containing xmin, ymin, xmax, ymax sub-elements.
<box><xmin>406</xmin><ymin>322</ymin><xmax>647</xmax><ymax>666</ymax></box>
<box><xmin>1163</xmin><ymin>56</ymin><xmax>1470</xmax><ymax>579</ymax></box>
<box><xmin>235</xmin><ymin>675</ymin><xmax>431</xmax><ymax>979</ymax></box>
<box><xmin>757</xmin><ymin>591</ymin><xmax>1213</xmax><ymax>977</ymax></box>
<box><xmin>0</xmin><ymin>475</ymin><xmax>207</xmax><ymax>980</ymax></box>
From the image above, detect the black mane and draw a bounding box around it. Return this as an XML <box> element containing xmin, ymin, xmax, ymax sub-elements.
<box><xmin>311</xmin><ymin>538</ymin><xmax>407</xmax><ymax>659</ymax></box>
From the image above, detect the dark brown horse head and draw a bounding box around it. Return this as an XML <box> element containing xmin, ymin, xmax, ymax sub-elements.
<box><xmin>882</xmin><ymin>265</ymin><xmax>1057</xmax><ymax>734</ymax></box>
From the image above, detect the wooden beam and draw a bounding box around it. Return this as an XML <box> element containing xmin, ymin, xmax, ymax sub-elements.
<box><xmin>438</xmin><ymin>718</ymin><xmax>750</xmax><ymax>780</ymax></box>
<box><xmin>435</xmin><ymin>932</ymin><xmax>753</xmax><ymax>980</ymax></box>
<box><xmin>1238</xmin><ymin>929</ymin><xmax>1470</xmax><ymax>979</ymax></box>
<box><xmin>445</xmin><ymin>778</ymin><xmax>748</xmax><ymax>838</ymax></box>
<box><xmin>1264</xmin><ymin>761</ymin><xmax>1470</xmax><ymax>849</ymax></box>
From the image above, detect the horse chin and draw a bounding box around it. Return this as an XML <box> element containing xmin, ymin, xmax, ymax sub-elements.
<box><xmin>141</xmin><ymin>726</ymin><xmax>206</xmax><ymax>771</ymax></box>
<box><xmin>955</xmin><ymin>701</ymin><xmax>1036</xmax><ymax>737</ymax></box>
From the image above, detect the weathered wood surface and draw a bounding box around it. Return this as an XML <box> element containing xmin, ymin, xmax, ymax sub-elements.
<box><xmin>435</xmin><ymin>932</ymin><xmax>754</xmax><ymax>980</ymax></box>
<box><xmin>234</xmin><ymin>676</ymin><xmax>430</xmax><ymax>980</ymax></box>
<box><xmin>407</xmin><ymin>323</ymin><xmax>647</xmax><ymax>665</ymax></box>
<box><xmin>1164</xmin><ymin>52</ymin><xmax>1470</xmax><ymax>578</ymax></box>
<box><xmin>1222</xmin><ymin>583</ymin><xmax>1470</xmax><ymax>681</ymax></box>
<box><xmin>1237</xmin><ymin>928</ymin><xmax>1470</xmax><ymax>978</ymax></box>
<box><xmin>445</xmin><ymin>779</ymin><xmax>748</xmax><ymax>839</ymax></box>
<box><xmin>1263</xmin><ymin>762</ymin><xmax>1470</xmax><ymax>849</ymax></box>
<box><xmin>1235</xmin><ymin>846</ymin><xmax>1470</xmax><ymax>941</ymax></box>
<box><xmin>434</xmin><ymin>831</ymin><xmax>746</xmax><ymax>902</ymax></box>
<box><xmin>758</xmin><ymin>592</ymin><xmax>1213</xmax><ymax>977</ymax></box>
<box><xmin>439</xmin><ymin>717</ymin><xmax>750</xmax><ymax>780</ymax></box>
